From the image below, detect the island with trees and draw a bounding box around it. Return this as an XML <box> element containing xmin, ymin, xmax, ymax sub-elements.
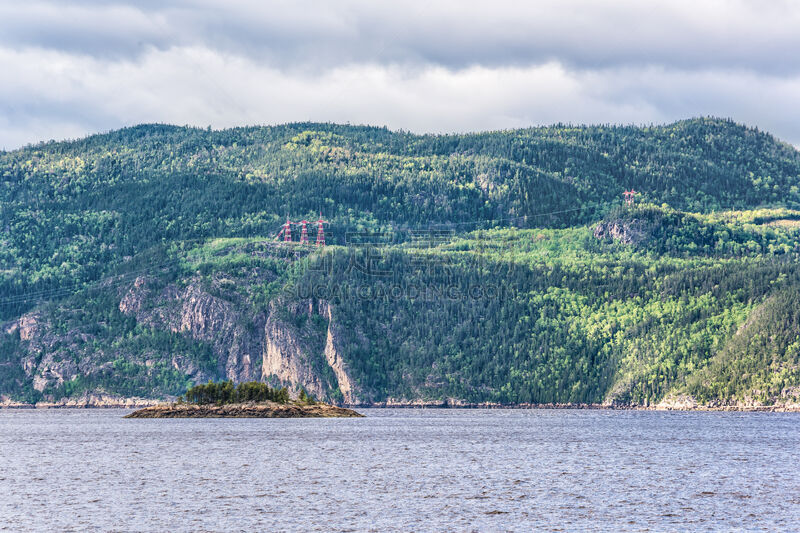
<box><xmin>124</xmin><ymin>381</ymin><xmax>363</xmax><ymax>418</ymax></box>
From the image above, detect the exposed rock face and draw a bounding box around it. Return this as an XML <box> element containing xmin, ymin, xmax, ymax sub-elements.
<box><xmin>321</xmin><ymin>302</ymin><xmax>357</xmax><ymax>404</ymax></box>
<box><xmin>262</xmin><ymin>302</ymin><xmax>327</xmax><ymax>400</ymax></box>
<box><xmin>118</xmin><ymin>276</ymin><xmax>148</xmax><ymax>314</ymax></box>
<box><xmin>0</xmin><ymin>274</ymin><xmax>268</xmax><ymax>396</ymax></box>
<box><xmin>4</xmin><ymin>274</ymin><xmax>361</xmax><ymax>404</ymax></box>
<box><xmin>31</xmin><ymin>360</ymin><xmax>78</xmax><ymax>392</ymax></box>
<box><xmin>175</xmin><ymin>284</ymin><xmax>259</xmax><ymax>382</ymax></box>
<box><xmin>120</xmin><ymin>277</ymin><xmax>361</xmax><ymax>403</ymax></box>
<box><xmin>119</xmin><ymin>276</ymin><xmax>264</xmax><ymax>383</ymax></box>
<box><xmin>655</xmin><ymin>393</ymin><xmax>800</xmax><ymax>411</ymax></box>
<box><xmin>656</xmin><ymin>394</ymin><xmax>700</xmax><ymax>410</ymax></box>
<box><xmin>0</xmin><ymin>393</ymin><xmax>158</xmax><ymax>408</ymax></box>
<box><xmin>0</xmin><ymin>396</ymin><xmax>32</xmax><ymax>408</ymax></box>
<box><xmin>6</xmin><ymin>312</ymin><xmax>41</xmax><ymax>341</ymax></box>
<box><xmin>5</xmin><ymin>311</ymin><xmax>87</xmax><ymax>392</ymax></box>
<box><xmin>593</xmin><ymin>219</ymin><xmax>646</xmax><ymax>245</ymax></box>
<box><xmin>261</xmin><ymin>299</ymin><xmax>359</xmax><ymax>404</ymax></box>
<box><xmin>34</xmin><ymin>394</ymin><xmax>158</xmax><ymax>408</ymax></box>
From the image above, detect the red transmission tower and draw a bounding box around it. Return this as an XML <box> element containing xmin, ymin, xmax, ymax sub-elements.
<box><xmin>315</xmin><ymin>213</ymin><xmax>328</xmax><ymax>246</ymax></box>
<box><xmin>623</xmin><ymin>190</ymin><xmax>637</xmax><ymax>206</ymax></box>
<box><xmin>277</xmin><ymin>217</ymin><xmax>292</xmax><ymax>242</ymax></box>
<box><xmin>297</xmin><ymin>220</ymin><xmax>309</xmax><ymax>244</ymax></box>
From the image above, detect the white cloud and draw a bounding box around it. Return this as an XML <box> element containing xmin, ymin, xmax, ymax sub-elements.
<box><xmin>1</xmin><ymin>1</ymin><xmax>800</xmax><ymax>148</ymax></box>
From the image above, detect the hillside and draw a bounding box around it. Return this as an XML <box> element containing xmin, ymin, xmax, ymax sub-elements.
<box><xmin>2</xmin><ymin>118</ymin><xmax>800</xmax><ymax>408</ymax></box>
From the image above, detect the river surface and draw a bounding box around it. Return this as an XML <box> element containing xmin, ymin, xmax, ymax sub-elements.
<box><xmin>1</xmin><ymin>408</ymin><xmax>799</xmax><ymax>532</ymax></box>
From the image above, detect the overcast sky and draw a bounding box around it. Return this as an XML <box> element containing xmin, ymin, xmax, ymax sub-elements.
<box><xmin>2</xmin><ymin>0</ymin><xmax>799</xmax><ymax>149</ymax></box>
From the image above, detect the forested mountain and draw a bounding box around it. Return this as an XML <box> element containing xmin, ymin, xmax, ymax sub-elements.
<box><xmin>2</xmin><ymin>118</ymin><xmax>800</xmax><ymax>408</ymax></box>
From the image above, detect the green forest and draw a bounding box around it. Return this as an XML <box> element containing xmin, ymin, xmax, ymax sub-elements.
<box><xmin>2</xmin><ymin>117</ymin><xmax>800</xmax><ymax>407</ymax></box>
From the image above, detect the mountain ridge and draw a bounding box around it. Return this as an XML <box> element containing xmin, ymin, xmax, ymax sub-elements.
<box><xmin>2</xmin><ymin>118</ymin><xmax>800</xmax><ymax>408</ymax></box>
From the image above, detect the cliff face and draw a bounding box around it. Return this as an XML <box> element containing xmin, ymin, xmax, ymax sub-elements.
<box><xmin>3</xmin><ymin>274</ymin><xmax>361</xmax><ymax>405</ymax></box>
<box><xmin>119</xmin><ymin>276</ymin><xmax>263</xmax><ymax>383</ymax></box>
<box><xmin>5</xmin><ymin>311</ymin><xmax>89</xmax><ymax>393</ymax></box>
<box><xmin>262</xmin><ymin>302</ymin><xmax>327</xmax><ymax>399</ymax></box>
<box><xmin>120</xmin><ymin>277</ymin><xmax>360</xmax><ymax>402</ymax></box>
<box><xmin>321</xmin><ymin>302</ymin><xmax>358</xmax><ymax>404</ymax></box>
<box><xmin>593</xmin><ymin>219</ymin><xmax>646</xmax><ymax>245</ymax></box>
<box><xmin>261</xmin><ymin>299</ymin><xmax>358</xmax><ymax>403</ymax></box>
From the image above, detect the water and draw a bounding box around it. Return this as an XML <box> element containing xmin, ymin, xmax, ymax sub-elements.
<box><xmin>1</xmin><ymin>409</ymin><xmax>799</xmax><ymax>532</ymax></box>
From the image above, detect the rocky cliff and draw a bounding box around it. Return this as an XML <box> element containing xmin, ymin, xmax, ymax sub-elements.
<box><xmin>119</xmin><ymin>275</ymin><xmax>263</xmax><ymax>383</ymax></box>
<box><xmin>321</xmin><ymin>302</ymin><xmax>358</xmax><ymax>404</ymax></box>
<box><xmin>2</xmin><ymin>272</ymin><xmax>360</xmax><ymax>405</ymax></box>
<box><xmin>593</xmin><ymin>219</ymin><xmax>647</xmax><ymax>245</ymax></box>
<box><xmin>261</xmin><ymin>298</ymin><xmax>358</xmax><ymax>403</ymax></box>
<box><xmin>5</xmin><ymin>310</ymin><xmax>96</xmax><ymax>394</ymax></box>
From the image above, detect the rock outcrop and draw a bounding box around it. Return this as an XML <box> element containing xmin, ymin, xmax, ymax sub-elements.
<box><xmin>5</xmin><ymin>312</ymin><xmax>41</xmax><ymax>341</ymax></box>
<box><xmin>3</xmin><ymin>272</ymin><xmax>361</xmax><ymax>405</ymax></box>
<box><xmin>262</xmin><ymin>302</ymin><xmax>328</xmax><ymax>399</ymax></box>
<box><xmin>119</xmin><ymin>277</ymin><xmax>360</xmax><ymax>403</ymax></box>
<box><xmin>321</xmin><ymin>302</ymin><xmax>358</xmax><ymax>404</ymax></box>
<box><xmin>5</xmin><ymin>311</ymin><xmax>88</xmax><ymax>392</ymax></box>
<box><xmin>0</xmin><ymin>393</ymin><xmax>159</xmax><ymax>408</ymax></box>
<box><xmin>655</xmin><ymin>393</ymin><xmax>800</xmax><ymax>412</ymax></box>
<box><xmin>261</xmin><ymin>299</ymin><xmax>359</xmax><ymax>403</ymax></box>
<box><xmin>118</xmin><ymin>276</ymin><xmax>264</xmax><ymax>383</ymax></box>
<box><xmin>593</xmin><ymin>219</ymin><xmax>646</xmax><ymax>245</ymax></box>
<box><xmin>34</xmin><ymin>393</ymin><xmax>159</xmax><ymax>408</ymax></box>
<box><xmin>655</xmin><ymin>394</ymin><xmax>700</xmax><ymax>410</ymax></box>
<box><xmin>124</xmin><ymin>401</ymin><xmax>363</xmax><ymax>418</ymax></box>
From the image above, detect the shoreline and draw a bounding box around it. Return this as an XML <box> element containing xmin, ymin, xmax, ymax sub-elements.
<box><xmin>3</xmin><ymin>400</ymin><xmax>799</xmax><ymax>412</ymax></box>
<box><xmin>349</xmin><ymin>402</ymin><xmax>800</xmax><ymax>412</ymax></box>
<box><xmin>0</xmin><ymin>401</ymin><xmax>161</xmax><ymax>409</ymax></box>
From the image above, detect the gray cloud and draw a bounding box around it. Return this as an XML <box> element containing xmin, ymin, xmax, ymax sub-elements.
<box><xmin>1</xmin><ymin>0</ymin><xmax>800</xmax><ymax>149</ymax></box>
<box><xmin>4</xmin><ymin>1</ymin><xmax>799</xmax><ymax>72</ymax></box>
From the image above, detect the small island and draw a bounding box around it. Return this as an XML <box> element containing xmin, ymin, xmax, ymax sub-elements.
<box><xmin>124</xmin><ymin>381</ymin><xmax>363</xmax><ymax>418</ymax></box>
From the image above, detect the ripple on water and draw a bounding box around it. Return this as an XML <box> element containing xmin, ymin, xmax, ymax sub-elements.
<box><xmin>0</xmin><ymin>408</ymin><xmax>799</xmax><ymax>531</ymax></box>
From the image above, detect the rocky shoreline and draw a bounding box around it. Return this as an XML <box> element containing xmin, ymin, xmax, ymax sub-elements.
<box><xmin>353</xmin><ymin>396</ymin><xmax>800</xmax><ymax>412</ymax></box>
<box><xmin>0</xmin><ymin>394</ymin><xmax>160</xmax><ymax>409</ymax></box>
<box><xmin>123</xmin><ymin>401</ymin><xmax>364</xmax><ymax>418</ymax></box>
<box><xmin>3</xmin><ymin>394</ymin><xmax>799</xmax><ymax>412</ymax></box>
<box><xmin>358</xmin><ymin>403</ymin><xmax>800</xmax><ymax>412</ymax></box>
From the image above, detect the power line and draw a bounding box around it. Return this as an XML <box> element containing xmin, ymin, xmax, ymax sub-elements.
<box><xmin>0</xmin><ymin>258</ymin><xmax>184</xmax><ymax>307</ymax></box>
<box><xmin>425</xmin><ymin>200</ymin><xmax>609</xmax><ymax>228</ymax></box>
<box><xmin>1</xmin><ymin>200</ymin><xmax>616</xmax><ymax>308</ymax></box>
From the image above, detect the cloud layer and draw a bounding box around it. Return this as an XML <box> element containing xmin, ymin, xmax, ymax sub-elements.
<box><xmin>2</xmin><ymin>0</ymin><xmax>800</xmax><ymax>149</ymax></box>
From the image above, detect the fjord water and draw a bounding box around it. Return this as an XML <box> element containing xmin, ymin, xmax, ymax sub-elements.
<box><xmin>1</xmin><ymin>409</ymin><xmax>798</xmax><ymax>531</ymax></box>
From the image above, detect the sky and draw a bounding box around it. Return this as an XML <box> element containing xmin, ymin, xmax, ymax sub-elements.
<box><xmin>2</xmin><ymin>0</ymin><xmax>799</xmax><ymax>149</ymax></box>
